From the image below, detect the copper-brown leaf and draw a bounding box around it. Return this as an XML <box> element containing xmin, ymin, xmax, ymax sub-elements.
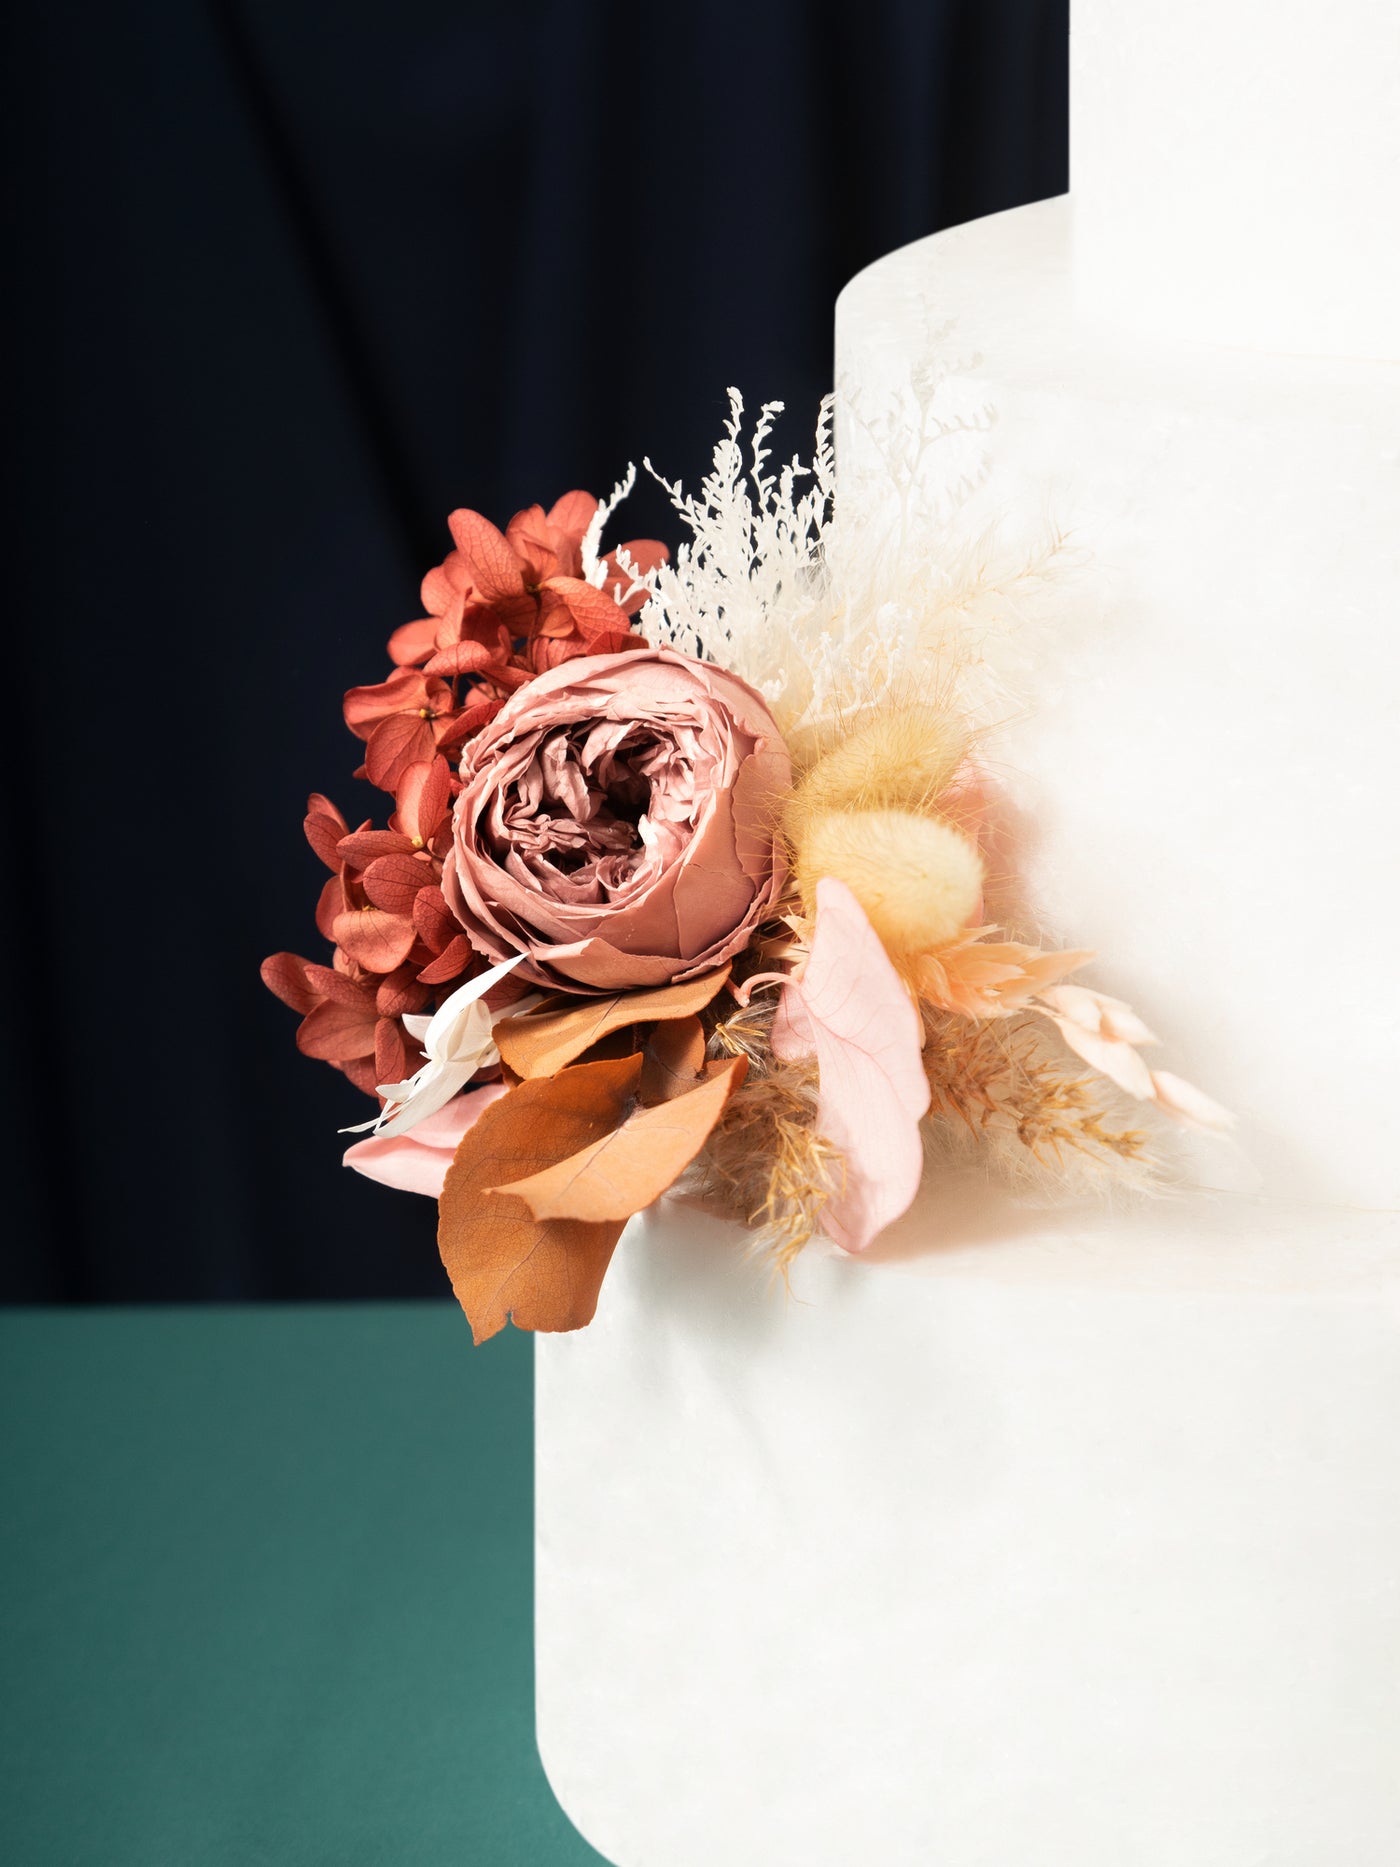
<box><xmin>438</xmin><ymin>1054</ymin><xmax>642</xmax><ymax>1343</ymax></box>
<box><xmin>492</xmin><ymin>1055</ymin><xmax>747</xmax><ymax>1224</ymax></box>
<box><xmin>639</xmin><ymin>1015</ymin><xmax>708</xmax><ymax>1104</ymax></box>
<box><xmin>493</xmin><ymin>965</ymin><xmax>731</xmax><ymax>1079</ymax></box>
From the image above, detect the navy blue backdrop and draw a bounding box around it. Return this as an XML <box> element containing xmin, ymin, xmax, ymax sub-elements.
<box><xmin>4</xmin><ymin>0</ymin><xmax>1067</xmax><ymax>1300</ymax></box>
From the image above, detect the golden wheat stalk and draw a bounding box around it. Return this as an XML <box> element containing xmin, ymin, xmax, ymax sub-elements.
<box><xmin>702</xmin><ymin>995</ymin><xmax>841</xmax><ymax>1269</ymax></box>
<box><xmin>921</xmin><ymin>1007</ymin><xmax>1158</xmax><ymax>1189</ymax></box>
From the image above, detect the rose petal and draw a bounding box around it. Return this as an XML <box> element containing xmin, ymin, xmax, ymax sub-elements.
<box><xmin>440</xmin><ymin>645</ymin><xmax>790</xmax><ymax>994</ymax></box>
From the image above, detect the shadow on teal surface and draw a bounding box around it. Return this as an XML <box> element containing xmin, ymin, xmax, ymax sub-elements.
<box><xmin>0</xmin><ymin>1305</ymin><xmax>610</xmax><ymax>1865</ymax></box>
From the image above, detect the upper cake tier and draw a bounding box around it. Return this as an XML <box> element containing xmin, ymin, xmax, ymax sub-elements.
<box><xmin>1072</xmin><ymin>0</ymin><xmax>1400</xmax><ymax>358</ymax></box>
<box><xmin>835</xmin><ymin>207</ymin><xmax>1400</xmax><ymax>1215</ymax></box>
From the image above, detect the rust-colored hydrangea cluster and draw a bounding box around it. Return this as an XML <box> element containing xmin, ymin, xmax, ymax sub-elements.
<box><xmin>261</xmin><ymin>493</ymin><xmax>664</xmax><ymax>1097</ymax></box>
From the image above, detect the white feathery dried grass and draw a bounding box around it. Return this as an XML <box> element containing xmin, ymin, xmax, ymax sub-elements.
<box><xmin>630</xmin><ymin>371</ymin><xmax>1083</xmax><ymax>752</ymax></box>
<box><xmin>637</xmin><ymin>391</ymin><xmax>836</xmax><ymax>715</ymax></box>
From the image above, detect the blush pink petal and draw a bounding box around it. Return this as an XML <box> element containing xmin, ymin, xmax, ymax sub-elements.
<box><xmin>441</xmin><ymin>645</ymin><xmax>790</xmax><ymax>993</ymax></box>
<box><xmin>772</xmin><ymin>877</ymin><xmax>931</xmax><ymax>1253</ymax></box>
<box><xmin>342</xmin><ymin>1084</ymin><xmax>507</xmax><ymax>1198</ymax></box>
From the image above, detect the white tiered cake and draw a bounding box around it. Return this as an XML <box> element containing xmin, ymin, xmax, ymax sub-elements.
<box><xmin>535</xmin><ymin>6</ymin><xmax>1400</xmax><ymax>1863</ymax></box>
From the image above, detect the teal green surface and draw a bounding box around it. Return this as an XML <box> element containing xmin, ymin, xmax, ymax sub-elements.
<box><xmin>0</xmin><ymin>1305</ymin><xmax>608</xmax><ymax>1866</ymax></box>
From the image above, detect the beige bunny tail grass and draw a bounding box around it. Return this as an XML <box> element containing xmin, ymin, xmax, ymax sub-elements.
<box><xmin>703</xmin><ymin>996</ymin><xmax>841</xmax><ymax>1271</ymax></box>
<box><xmin>786</xmin><ymin>701</ymin><xmax>970</xmax><ymax>822</ymax></box>
<box><xmin>792</xmin><ymin>807</ymin><xmax>985</xmax><ymax>960</ymax></box>
<box><xmin>921</xmin><ymin>1007</ymin><xmax>1163</xmax><ymax>1195</ymax></box>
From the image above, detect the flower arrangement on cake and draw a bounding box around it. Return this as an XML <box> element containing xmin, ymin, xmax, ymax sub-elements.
<box><xmin>264</xmin><ymin>393</ymin><xmax>1229</xmax><ymax>1342</ymax></box>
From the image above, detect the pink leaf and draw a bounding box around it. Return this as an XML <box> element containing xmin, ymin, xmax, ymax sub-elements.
<box><xmin>343</xmin><ymin>1084</ymin><xmax>508</xmax><ymax>1198</ymax></box>
<box><xmin>771</xmin><ymin>877</ymin><xmax>930</xmax><ymax>1253</ymax></box>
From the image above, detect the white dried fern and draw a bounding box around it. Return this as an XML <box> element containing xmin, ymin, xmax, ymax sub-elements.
<box><xmin>619</xmin><ymin>347</ymin><xmax>1080</xmax><ymax>750</ymax></box>
<box><xmin>636</xmin><ymin>391</ymin><xmax>837</xmax><ymax>716</ymax></box>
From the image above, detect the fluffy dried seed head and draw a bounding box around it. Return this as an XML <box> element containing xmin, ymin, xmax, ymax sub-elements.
<box><xmin>794</xmin><ymin>807</ymin><xmax>984</xmax><ymax>956</ymax></box>
<box><xmin>787</xmin><ymin>704</ymin><xmax>967</xmax><ymax>830</ymax></box>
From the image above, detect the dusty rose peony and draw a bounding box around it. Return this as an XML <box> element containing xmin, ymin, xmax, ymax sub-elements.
<box><xmin>441</xmin><ymin>645</ymin><xmax>791</xmax><ymax>992</ymax></box>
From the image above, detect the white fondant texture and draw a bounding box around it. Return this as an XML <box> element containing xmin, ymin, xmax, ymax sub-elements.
<box><xmin>837</xmin><ymin>195</ymin><xmax>1400</xmax><ymax>1213</ymax></box>
<box><xmin>1072</xmin><ymin>0</ymin><xmax>1400</xmax><ymax>358</ymax></box>
<box><xmin>536</xmin><ymin>7</ymin><xmax>1400</xmax><ymax>1859</ymax></box>
<box><xmin>538</xmin><ymin>1197</ymin><xmax>1400</xmax><ymax>1867</ymax></box>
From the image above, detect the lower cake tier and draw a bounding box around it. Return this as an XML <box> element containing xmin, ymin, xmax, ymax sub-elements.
<box><xmin>535</xmin><ymin>1190</ymin><xmax>1400</xmax><ymax>1867</ymax></box>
